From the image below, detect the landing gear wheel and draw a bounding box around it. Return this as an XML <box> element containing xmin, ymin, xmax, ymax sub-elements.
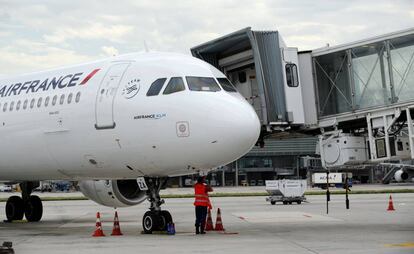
<box><xmin>142</xmin><ymin>211</ymin><xmax>160</xmax><ymax>234</ymax></box>
<box><xmin>24</xmin><ymin>195</ymin><xmax>43</xmax><ymax>222</ymax></box>
<box><xmin>6</xmin><ymin>196</ymin><xmax>24</xmax><ymax>221</ymax></box>
<box><xmin>270</xmin><ymin>201</ymin><xmax>276</xmax><ymax>205</ymax></box>
<box><xmin>159</xmin><ymin>210</ymin><xmax>173</xmax><ymax>230</ymax></box>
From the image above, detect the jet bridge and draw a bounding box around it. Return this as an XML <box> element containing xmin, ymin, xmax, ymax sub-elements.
<box><xmin>191</xmin><ymin>27</ymin><xmax>311</xmax><ymax>132</ymax></box>
<box><xmin>314</xmin><ymin>29</ymin><xmax>414</xmax><ymax>167</ymax></box>
<box><xmin>192</xmin><ymin>27</ymin><xmax>414</xmax><ymax>181</ymax></box>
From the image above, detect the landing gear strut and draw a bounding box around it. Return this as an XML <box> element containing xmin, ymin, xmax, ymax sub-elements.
<box><xmin>142</xmin><ymin>178</ymin><xmax>172</xmax><ymax>234</ymax></box>
<box><xmin>5</xmin><ymin>182</ymin><xmax>43</xmax><ymax>222</ymax></box>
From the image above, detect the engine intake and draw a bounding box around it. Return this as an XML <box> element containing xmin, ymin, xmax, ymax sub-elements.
<box><xmin>79</xmin><ymin>179</ymin><xmax>147</xmax><ymax>208</ymax></box>
<box><xmin>394</xmin><ymin>169</ymin><xmax>409</xmax><ymax>182</ymax></box>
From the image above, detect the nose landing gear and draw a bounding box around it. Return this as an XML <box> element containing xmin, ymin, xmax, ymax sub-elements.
<box><xmin>5</xmin><ymin>182</ymin><xmax>43</xmax><ymax>222</ymax></box>
<box><xmin>142</xmin><ymin>178</ymin><xmax>173</xmax><ymax>234</ymax></box>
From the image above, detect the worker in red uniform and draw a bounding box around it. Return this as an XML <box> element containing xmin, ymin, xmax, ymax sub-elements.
<box><xmin>193</xmin><ymin>176</ymin><xmax>213</xmax><ymax>234</ymax></box>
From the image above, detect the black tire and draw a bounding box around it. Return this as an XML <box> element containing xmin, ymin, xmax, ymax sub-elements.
<box><xmin>159</xmin><ymin>210</ymin><xmax>173</xmax><ymax>231</ymax></box>
<box><xmin>142</xmin><ymin>211</ymin><xmax>160</xmax><ymax>234</ymax></box>
<box><xmin>24</xmin><ymin>195</ymin><xmax>43</xmax><ymax>222</ymax></box>
<box><xmin>288</xmin><ymin>201</ymin><xmax>292</xmax><ymax>205</ymax></box>
<box><xmin>297</xmin><ymin>201</ymin><xmax>302</xmax><ymax>205</ymax></box>
<box><xmin>6</xmin><ymin>196</ymin><xmax>24</xmax><ymax>221</ymax></box>
<box><xmin>270</xmin><ymin>201</ymin><xmax>276</xmax><ymax>205</ymax></box>
<box><xmin>282</xmin><ymin>201</ymin><xmax>288</xmax><ymax>205</ymax></box>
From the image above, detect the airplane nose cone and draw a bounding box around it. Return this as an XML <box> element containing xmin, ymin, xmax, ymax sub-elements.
<box><xmin>228</xmin><ymin>99</ymin><xmax>261</xmax><ymax>154</ymax></box>
<box><xmin>207</xmin><ymin>95</ymin><xmax>261</xmax><ymax>164</ymax></box>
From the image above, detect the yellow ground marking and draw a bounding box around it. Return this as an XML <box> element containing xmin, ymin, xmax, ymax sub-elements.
<box><xmin>384</xmin><ymin>242</ymin><xmax>414</xmax><ymax>248</ymax></box>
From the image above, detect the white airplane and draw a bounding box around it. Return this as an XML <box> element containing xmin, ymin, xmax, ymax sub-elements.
<box><xmin>0</xmin><ymin>52</ymin><xmax>260</xmax><ymax>233</ymax></box>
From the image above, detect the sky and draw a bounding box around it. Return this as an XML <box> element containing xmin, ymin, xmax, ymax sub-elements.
<box><xmin>0</xmin><ymin>0</ymin><xmax>413</xmax><ymax>75</ymax></box>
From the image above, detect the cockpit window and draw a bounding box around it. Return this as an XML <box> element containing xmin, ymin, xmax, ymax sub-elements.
<box><xmin>186</xmin><ymin>77</ymin><xmax>221</xmax><ymax>92</ymax></box>
<box><xmin>147</xmin><ymin>78</ymin><xmax>167</xmax><ymax>96</ymax></box>
<box><xmin>217</xmin><ymin>78</ymin><xmax>237</xmax><ymax>92</ymax></box>
<box><xmin>163</xmin><ymin>77</ymin><xmax>185</xmax><ymax>95</ymax></box>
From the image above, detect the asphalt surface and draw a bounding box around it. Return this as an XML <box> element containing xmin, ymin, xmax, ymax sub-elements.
<box><xmin>0</xmin><ymin>193</ymin><xmax>413</xmax><ymax>254</ymax></box>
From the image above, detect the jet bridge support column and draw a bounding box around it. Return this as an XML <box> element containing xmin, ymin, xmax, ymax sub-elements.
<box><xmin>367</xmin><ymin>113</ymin><xmax>377</xmax><ymax>160</ymax></box>
<box><xmin>406</xmin><ymin>107</ymin><xmax>414</xmax><ymax>159</ymax></box>
<box><xmin>366</xmin><ymin>108</ymin><xmax>401</xmax><ymax>162</ymax></box>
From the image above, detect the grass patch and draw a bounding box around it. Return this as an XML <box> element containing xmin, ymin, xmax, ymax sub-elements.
<box><xmin>0</xmin><ymin>188</ymin><xmax>413</xmax><ymax>202</ymax></box>
<box><xmin>0</xmin><ymin>196</ymin><xmax>89</xmax><ymax>202</ymax></box>
<box><xmin>305</xmin><ymin>188</ymin><xmax>414</xmax><ymax>195</ymax></box>
<box><xmin>160</xmin><ymin>189</ymin><xmax>414</xmax><ymax>198</ymax></box>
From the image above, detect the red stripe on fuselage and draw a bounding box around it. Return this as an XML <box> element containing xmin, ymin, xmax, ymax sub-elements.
<box><xmin>80</xmin><ymin>69</ymin><xmax>100</xmax><ymax>85</ymax></box>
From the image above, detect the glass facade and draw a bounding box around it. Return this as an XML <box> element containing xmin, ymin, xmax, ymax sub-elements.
<box><xmin>315</xmin><ymin>51</ymin><xmax>352</xmax><ymax>115</ymax></box>
<box><xmin>315</xmin><ymin>33</ymin><xmax>414</xmax><ymax>117</ymax></box>
<box><xmin>390</xmin><ymin>36</ymin><xmax>414</xmax><ymax>103</ymax></box>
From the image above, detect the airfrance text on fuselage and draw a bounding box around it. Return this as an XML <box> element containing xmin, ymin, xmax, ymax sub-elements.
<box><xmin>0</xmin><ymin>72</ymin><xmax>84</xmax><ymax>98</ymax></box>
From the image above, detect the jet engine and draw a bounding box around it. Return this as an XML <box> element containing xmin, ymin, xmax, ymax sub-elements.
<box><xmin>394</xmin><ymin>169</ymin><xmax>409</xmax><ymax>182</ymax></box>
<box><xmin>79</xmin><ymin>179</ymin><xmax>148</xmax><ymax>207</ymax></box>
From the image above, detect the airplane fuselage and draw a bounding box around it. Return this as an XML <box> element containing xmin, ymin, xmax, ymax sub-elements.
<box><xmin>0</xmin><ymin>52</ymin><xmax>260</xmax><ymax>181</ymax></box>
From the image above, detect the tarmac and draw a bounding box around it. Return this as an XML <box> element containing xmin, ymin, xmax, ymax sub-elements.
<box><xmin>0</xmin><ymin>190</ymin><xmax>413</xmax><ymax>254</ymax></box>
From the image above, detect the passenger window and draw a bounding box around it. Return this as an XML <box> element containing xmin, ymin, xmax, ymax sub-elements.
<box><xmin>163</xmin><ymin>77</ymin><xmax>185</xmax><ymax>95</ymax></box>
<box><xmin>23</xmin><ymin>100</ymin><xmax>28</xmax><ymax>110</ymax></box>
<box><xmin>186</xmin><ymin>77</ymin><xmax>221</xmax><ymax>92</ymax></box>
<box><xmin>30</xmin><ymin>99</ymin><xmax>35</xmax><ymax>109</ymax></box>
<box><xmin>286</xmin><ymin>64</ymin><xmax>299</xmax><ymax>87</ymax></box>
<box><xmin>37</xmin><ymin>97</ymin><xmax>42</xmax><ymax>108</ymax></box>
<box><xmin>147</xmin><ymin>78</ymin><xmax>167</xmax><ymax>96</ymax></box>
<box><xmin>60</xmin><ymin>94</ymin><xmax>65</xmax><ymax>105</ymax></box>
<box><xmin>45</xmin><ymin>96</ymin><xmax>50</xmax><ymax>107</ymax></box>
<box><xmin>9</xmin><ymin>101</ymin><xmax>14</xmax><ymax>111</ymax></box>
<box><xmin>75</xmin><ymin>92</ymin><xmax>81</xmax><ymax>103</ymax></box>
<box><xmin>52</xmin><ymin>95</ymin><xmax>57</xmax><ymax>106</ymax></box>
<box><xmin>68</xmin><ymin>93</ymin><xmax>73</xmax><ymax>104</ymax></box>
<box><xmin>3</xmin><ymin>103</ymin><xmax>7</xmax><ymax>112</ymax></box>
<box><xmin>217</xmin><ymin>78</ymin><xmax>237</xmax><ymax>92</ymax></box>
<box><xmin>16</xmin><ymin>101</ymin><xmax>21</xmax><ymax>111</ymax></box>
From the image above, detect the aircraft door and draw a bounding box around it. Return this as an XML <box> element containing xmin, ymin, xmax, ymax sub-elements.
<box><xmin>95</xmin><ymin>63</ymin><xmax>130</xmax><ymax>129</ymax></box>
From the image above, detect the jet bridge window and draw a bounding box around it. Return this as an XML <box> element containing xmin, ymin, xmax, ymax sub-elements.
<box><xmin>286</xmin><ymin>64</ymin><xmax>299</xmax><ymax>87</ymax></box>
<box><xmin>163</xmin><ymin>77</ymin><xmax>185</xmax><ymax>95</ymax></box>
<box><xmin>217</xmin><ymin>78</ymin><xmax>237</xmax><ymax>92</ymax></box>
<box><xmin>147</xmin><ymin>78</ymin><xmax>167</xmax><ymax>96</ymax></box>
<box><xmin>186</xmin><ymin>77</ymin><xmax>221</xmax><ymax>92</ymax></box>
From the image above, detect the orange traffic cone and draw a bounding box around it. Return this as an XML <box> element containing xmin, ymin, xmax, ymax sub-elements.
<box><xmin>214</xmin><ymin>208</ymin><xmax>225</xmax><ymax>231</ymax></box>
<box><xmin>111</xmin><ymin>211</ymin><xmax>123</xmax><ymax>236</ymax></box>
<box><xmin>92</xmin><ymin>212</ymin><xmax>105</xmax><ymax>237</ymax></box>
<box><xmin>205</xmin><ymin>209</ymin><xmax>214</xmax><ymax>231</ymax></box>
<box><xmin>387</xmin><ymin>195</ymin><xmax>395</xmax><ymax>211</ymax></box>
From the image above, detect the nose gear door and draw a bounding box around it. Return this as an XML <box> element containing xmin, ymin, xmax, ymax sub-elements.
<box><xmin>95</xmin><ymin>62</ymin><xmax>131</xmax><ymax>129</ymax></box>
